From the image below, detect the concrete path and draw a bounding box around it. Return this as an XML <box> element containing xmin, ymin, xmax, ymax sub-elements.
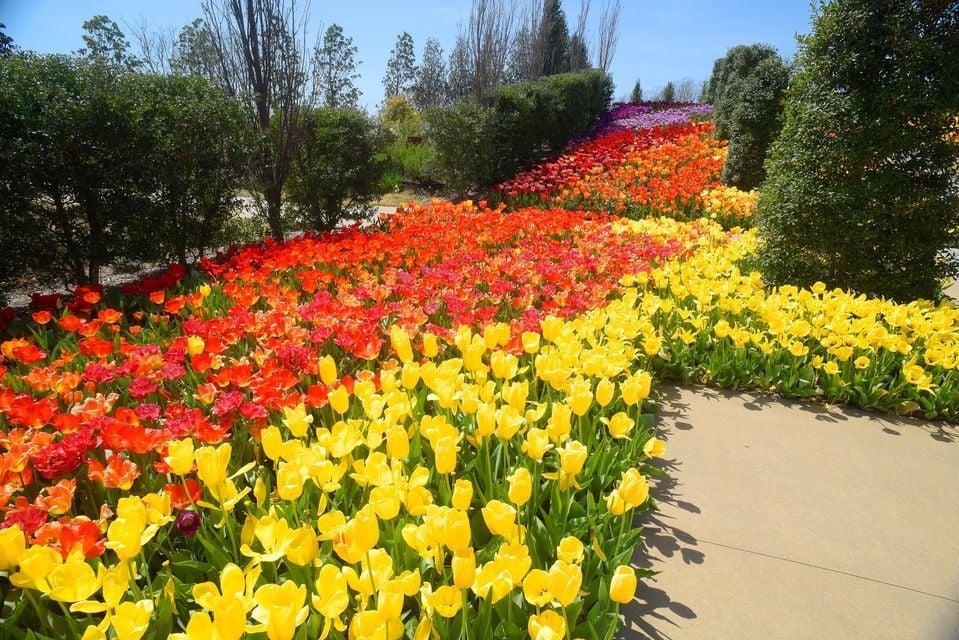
<box><xmin>622</xmin><ymin>385</ymin><xmax>959</xmax><ymax>640</ymax></box>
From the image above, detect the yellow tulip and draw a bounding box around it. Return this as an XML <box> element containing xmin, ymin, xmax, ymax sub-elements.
<box><xmin>187</xmin><ymin>335</ymin><xmax>205</xmax><ymax>356</ymax></box>
<box><xmin>47</xmin><ymin>551</ymin><xmax>101</xmax><ymax>603</ymax></box>
<box><xmin>643</xmin><ymin>437</ymin><xmax>666</xmax><ymax>458</ymax></box>
<box><xmin>9</xmin><ymin>545</ymin><xmax>61</xmax><ymax>592</ymax></box>
<box><xmin>528</xmin><ymin>610</ymin><xmax>566</xmax><ymax>640</ymax></box>
<box><xmin>452</xmin><ymin>479</ymin><xmax>473</xmax><ymax>511</ymax></box>
<box><xmin>329</xmin><ymin>386</ymin><xmax>350</xmax><ymax>414</ymax></box>
<box><xmin>620</xmin><ymin>371</ymin><xmax>651</xmax><ymax>405</ymax></box>
<box><xmin>164</xmin><ymin>438</ymin><xmax>195</xmax><ymax>475</ymax></box>
<box><xmin>508</xmin><ymin>467</ymin><xmax>532</xmax><ymax>506</ymax></box>
<box><xmin>610</xmin><ymin>565</ymin><xmax>637</xmax><ymax>604</ymax></box>
<box><xmin>390</xmin><ymin>325</ymin><xmax>414</xmax><ymax>363</ymax></box>
<box><xmin>522</xmin><ymin>569</ymin><xmax>552</xmax><ymax>606</ymax></box>
<box><xmin>422</xmin><ymin>332</ymin><xmax>439</xmax><ymax>357</ymax></box>
<box><xmin>452</xmin><ymin>548</ymin><xmax>476</xmax><ymax>589</ymax></box>
<box><xmin>481</xmin><ymin>500</ymin><xmax>517</xmax><ymax>538</ymax></box>
<box><xmin>319</xmin><ymin>354</ymin><xmax>337</xmax><ymax>385</ymax></box>
<box><xmin>595</xmin><ymin>377</ymin><xmax>615</xmax><ymax>406</ymax></box>
<box><xmin>606</xmin><ymin>412</ymin><xmax>634</xmax><ymax>439</ymax></box>
<box><xmin>522</xmin><ymin>331</ymin><xmax>540</xmax><ymax>353</ymax></box>
<box><xmin>312</xmin><ymin>564</ymin><xmax>349</xmax><ymax>620</ymax></box>
<box><xmin>556</xmin><ymin>536</ymin><xmax>585</xmax><ymax>564</ymax></box>
<box><xmin>111</xmin><ymin>600</ymin><xmax>154</xmax><ymax>640</ymax></box>
<box><xmin>429</xmin><ymin>585</ymin><xmax>463</xmax><ymax>618</ymax></box>
<box><xmin>252</xmin><ymin>581</ymin><xmax>309</xmax><ymax>640</ymax></box>
<box><xmin>0</xmin><ymin>525</ymin><xmax>26</xmax><ymax>571</ymax></box>
<box><xmin>286</xmin><ymin>526</ymin><xmax>318</xmax><ymax>566</ymax></box>
<box><xmin>281</xmin><ymin>402</ymin><xmax>313</xmax><ymax>438</ymax></box>
<box><xmin>547</xmin><ymin>560</ymin><xmax>582</xmax><ymax>606</ymax></box>
<box><xmin>618</xmin><ymin>469</ymin><xmax>650</xmax><ymax>508</ymax></box>
<box><xmin>195</xmin><ymin>443</ymin><xmax>231</xmax><ymax>489</ymax></box>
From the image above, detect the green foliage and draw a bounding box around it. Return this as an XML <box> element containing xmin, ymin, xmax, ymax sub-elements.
<box><xmin>705</xmin><ymin>43</ymin><xmax>780</xmax><ymax>139</ymax></box>
<box><xmin>629</xmin><ymin>79</ymin><xmax>642</xmax><ymax>103</ymax></box>
<box><xmin>0</xmin><ymin>54</ymin><xmax>249</xmax><ymax>295</ymax></box>
<box><xmin>425</xmin><ymin>70</ymin><xmax>613</xmax><ymax>196</ymax></box>
<box><xmin>412</xmin><ymin>38</ymin><xmax>448</xmax><ymax>110</ymax></box>
<box><xmin>661</xmin><ymin>81</ymin><xmax>674</xmax><ymax>103</ymax></box>
<box><xmin>0</xmin><ymin>22</ymin><xmax>14</xmax><ymax>57</ymax></box>
<box><xmin>757</xmin><ymin>0</ymin><xmax>959</xmax><ymax>302</ymax></box>
<box><xmin>721</xmin><ymin>56</ymin><xmax>790</xmax><ymax>190</ymax></box>
<box><xmin>383</xmin><ymin>32</ymin><xmax>417</xmax><ymax>100</ymax></box>
<box><xmin>79</xmin><ymin>15</ymin><xmax>140</xmax><ymax>70</ymax></box>
<box><xmin>542</xmin><ymin>0</ymin><xmax>571</xmax><ymax>76</ymax></box>
<box><xmin>130</xmin><ymin>74</ymin><xmax>250</xmax><ymax>266</ymax></box>
<box><xmin>315</xmin><ymin>23</ymin><xmax>362</xmax><ymax>109</ymax></box>
<box><xmin>286</xmin><ymin>108</ymin><xmax>392</xmax><ymax>232</ymax></box>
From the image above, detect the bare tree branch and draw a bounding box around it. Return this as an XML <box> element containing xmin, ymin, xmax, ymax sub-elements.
<box><xmin>202</xmin><ymin>0</ymin><xmax>316</xmax><ymax>239</ymax></box>
<box><xmin>595</xmin><ymin>0</ymin><xmax>622</xmax><ymax>74</ymax></box>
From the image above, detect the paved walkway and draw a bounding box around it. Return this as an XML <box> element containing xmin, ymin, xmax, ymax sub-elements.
<box><xmin>622</xmin><ymin>385</ymin><xmax>959</xmax><ymax>639</ymax></box>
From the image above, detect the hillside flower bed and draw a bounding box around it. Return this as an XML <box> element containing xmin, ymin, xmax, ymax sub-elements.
<box><xmin>496</xmin><ymin>120</ymin><xmax>756</xmax><ymax>228</ymax></box>
<box><xmin>0</xmin><ymin>203</ymin><xmax>718</xmax><ymax>640</ymax></box>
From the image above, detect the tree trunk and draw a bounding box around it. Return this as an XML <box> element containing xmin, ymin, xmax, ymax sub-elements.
<box><xmin>265</xmin><ymin>184</ymin><xmax>284</xmax><ymax>240</ymax></box>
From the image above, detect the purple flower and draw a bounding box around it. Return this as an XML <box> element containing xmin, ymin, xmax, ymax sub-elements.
<box><xmin>175</xmin><ymin>510</ymin><xmax>201</xmax><ymax>536</ymax></box>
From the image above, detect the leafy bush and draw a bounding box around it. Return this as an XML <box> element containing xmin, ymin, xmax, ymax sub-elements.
<box><xmin>756</xmin><ymin>0</ymin><xmax>959</xmax><ymax>301</ymax></box>
<box><xmin>721</xmin><ymin>56</ymin><xmax>790</xmax><ymax>190</ymax></box>
<box><xmin>0</xmin><ymin>55</ymin><xmax>155</xmax><ymax>289</ymax></box>
<box><xmin>287</xmin><ymin>108</ymin><xmax>392</xmax><ymax>231</ymax></box>
<box><xmin>130</xmin><ymin>74</ymin><xmax>250</xmax><ymax>266</ymax></box>
<box><xmin>704</xmin><ymin>44</ymin><xmax>781</xmax><ymax>140</ymax></box>
<box><xmin>425</xmin><ymin>70</ymin><xmax>612</xmax><ymax>195</ymax></box>
<box><xmin>0</xmin><ymin>55</ymin><xmax>250</xmax><ymax>298</ymax></box>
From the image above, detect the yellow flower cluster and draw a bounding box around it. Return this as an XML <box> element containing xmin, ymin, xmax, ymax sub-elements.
<box><xmin>616</xmin><ymin>220</ymin><xmax>959</xmax><ymax>418</ymax></box>
<box><xmin>699</xmin><ymin>186</ymin><xmax>758</xmax><ymax>223</ymax></box>
<box><xmin>1</xmin><ymin>308</ymin><xmax>666</xmax><ymax>640</ymax></box>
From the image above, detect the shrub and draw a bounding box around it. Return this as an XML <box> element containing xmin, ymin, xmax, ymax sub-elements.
<box><xmin>756</xmin><ymin>0</ymin><xmax>959</xmax><ymax>301</ymax></box>
<box><xmin>0</xmin><ymin>55</ymin><xmax>154</xmax><ymax>289</ymax></box>
<box><xmin>131</xmin><ymin>74</ymin><xmax>250</xmax><ymax>266</ymax></box>
<box><xmin>425</xmin><ymin>70</ymin><xmax>612</xmax><ymax>195</ymax></box>
<box><xmin>721</xmin><ymin>56</ymin><xmax>790</xmax><ymax>190</ymax></box>
<box><xmin>0</xmin><ymin>55</ymin><xmax>251</xmax><ymax>297</ymax></box>
<box><xmin>704</xmin><ymin>44</ymin><xmax>781</xmax><ymax>139</ymax></box>
<box><xmin>287</xmin><ymin>108</ymin><xmax>392</xmax><ymax>231</ymax></box>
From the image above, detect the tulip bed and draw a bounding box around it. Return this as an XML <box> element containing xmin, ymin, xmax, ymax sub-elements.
<box><xmin>495</xmin><ymin>119</ymin><xmax>756</xmax><ymax>229</ymax></box>
<box><xmin>615</xmin><ymin>221</ymin><xmax>959</xmax><ymax>419</ymax></box>
<box><xmin>0</xmin><ymin>198</ymin><xmax>727</xmax><ymax>640</ymax></box>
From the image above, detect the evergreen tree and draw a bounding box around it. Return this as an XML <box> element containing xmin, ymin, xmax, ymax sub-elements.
<box><xmin>757</xmin><ymin>0</ymin><xmax>959</xmax><ymax>301</ymax></box>
<box><xmin>541</xmin><ymin>0</ymin><xmax>570</xmax><ymax>76</ymax></box>
<box><xmin>661</xmin><ymin>81</ymin><xmax>675</xmax><ymax>103</ymax></box>
<box><xmin>722</xmin><ymin>56</ymin><xmax>790</xmax><ymax>190</ymax></box>
<box><xmin>704</xmin><ymin>43</ymin><xmax>779</xmax><ymax>138</ymax></box>
<box><xmin>315</xmin><ymin>24</ymin><xmax>362</xmax><ymax>108</ymax></box>
<box><xmin>568</xmin><ymin>33</ymin><xmax>590</xmax><ymax>71</ymax></box>
<box><xmin>412</xmin><ymin>38</ymin><xmax>448</xmax><ymax>110</ymax></box>
<box><xmin>629</xmin><ymin>79</ymin><xmax>642</xmax><ymax>103</ymax></box>
<box><xmin>0</xmin><ymin>23</ymin><xmax>14</xmax><ymax>57</ymax></box>
<box><xmin>78</xmin><ymin>15</ymin><xmax>140</xmax><ymax>69</ymax></box>
<box><xmin>383</xmin><ymin>32</ymin><xmax>417</xmax><ymax>99</ymax></box>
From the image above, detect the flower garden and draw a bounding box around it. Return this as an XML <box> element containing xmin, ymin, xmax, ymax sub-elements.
<box><xmin>1</xmin><ymin>101</ymin><xmax>957</xmax><ymax>640</ymax></box>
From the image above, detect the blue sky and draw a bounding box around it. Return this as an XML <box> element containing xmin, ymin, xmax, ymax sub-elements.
<box><xmin>1</xmin><ymin>0</ymin><xmax>814</xmax><ymax>108</ymax></box>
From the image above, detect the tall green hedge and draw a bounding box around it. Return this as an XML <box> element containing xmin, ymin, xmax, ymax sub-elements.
<box><xmin>721</xmin><ymin>56</ymin><xmax>790</xmax><ymax>190</ymax></box>
<box><xmin>756</xmin><ymin>0</ymin><xmax>959</xmax><ymax>302</ymax></box>
<box><xmin>0</xmin><ymin>54</ymin><xmax>248</xmax><ymax>297</ymax></box>
<box><xmin>425</xmin><ymin>70</ymin><xmax>613</xmax><ymax>195</ymax></box>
